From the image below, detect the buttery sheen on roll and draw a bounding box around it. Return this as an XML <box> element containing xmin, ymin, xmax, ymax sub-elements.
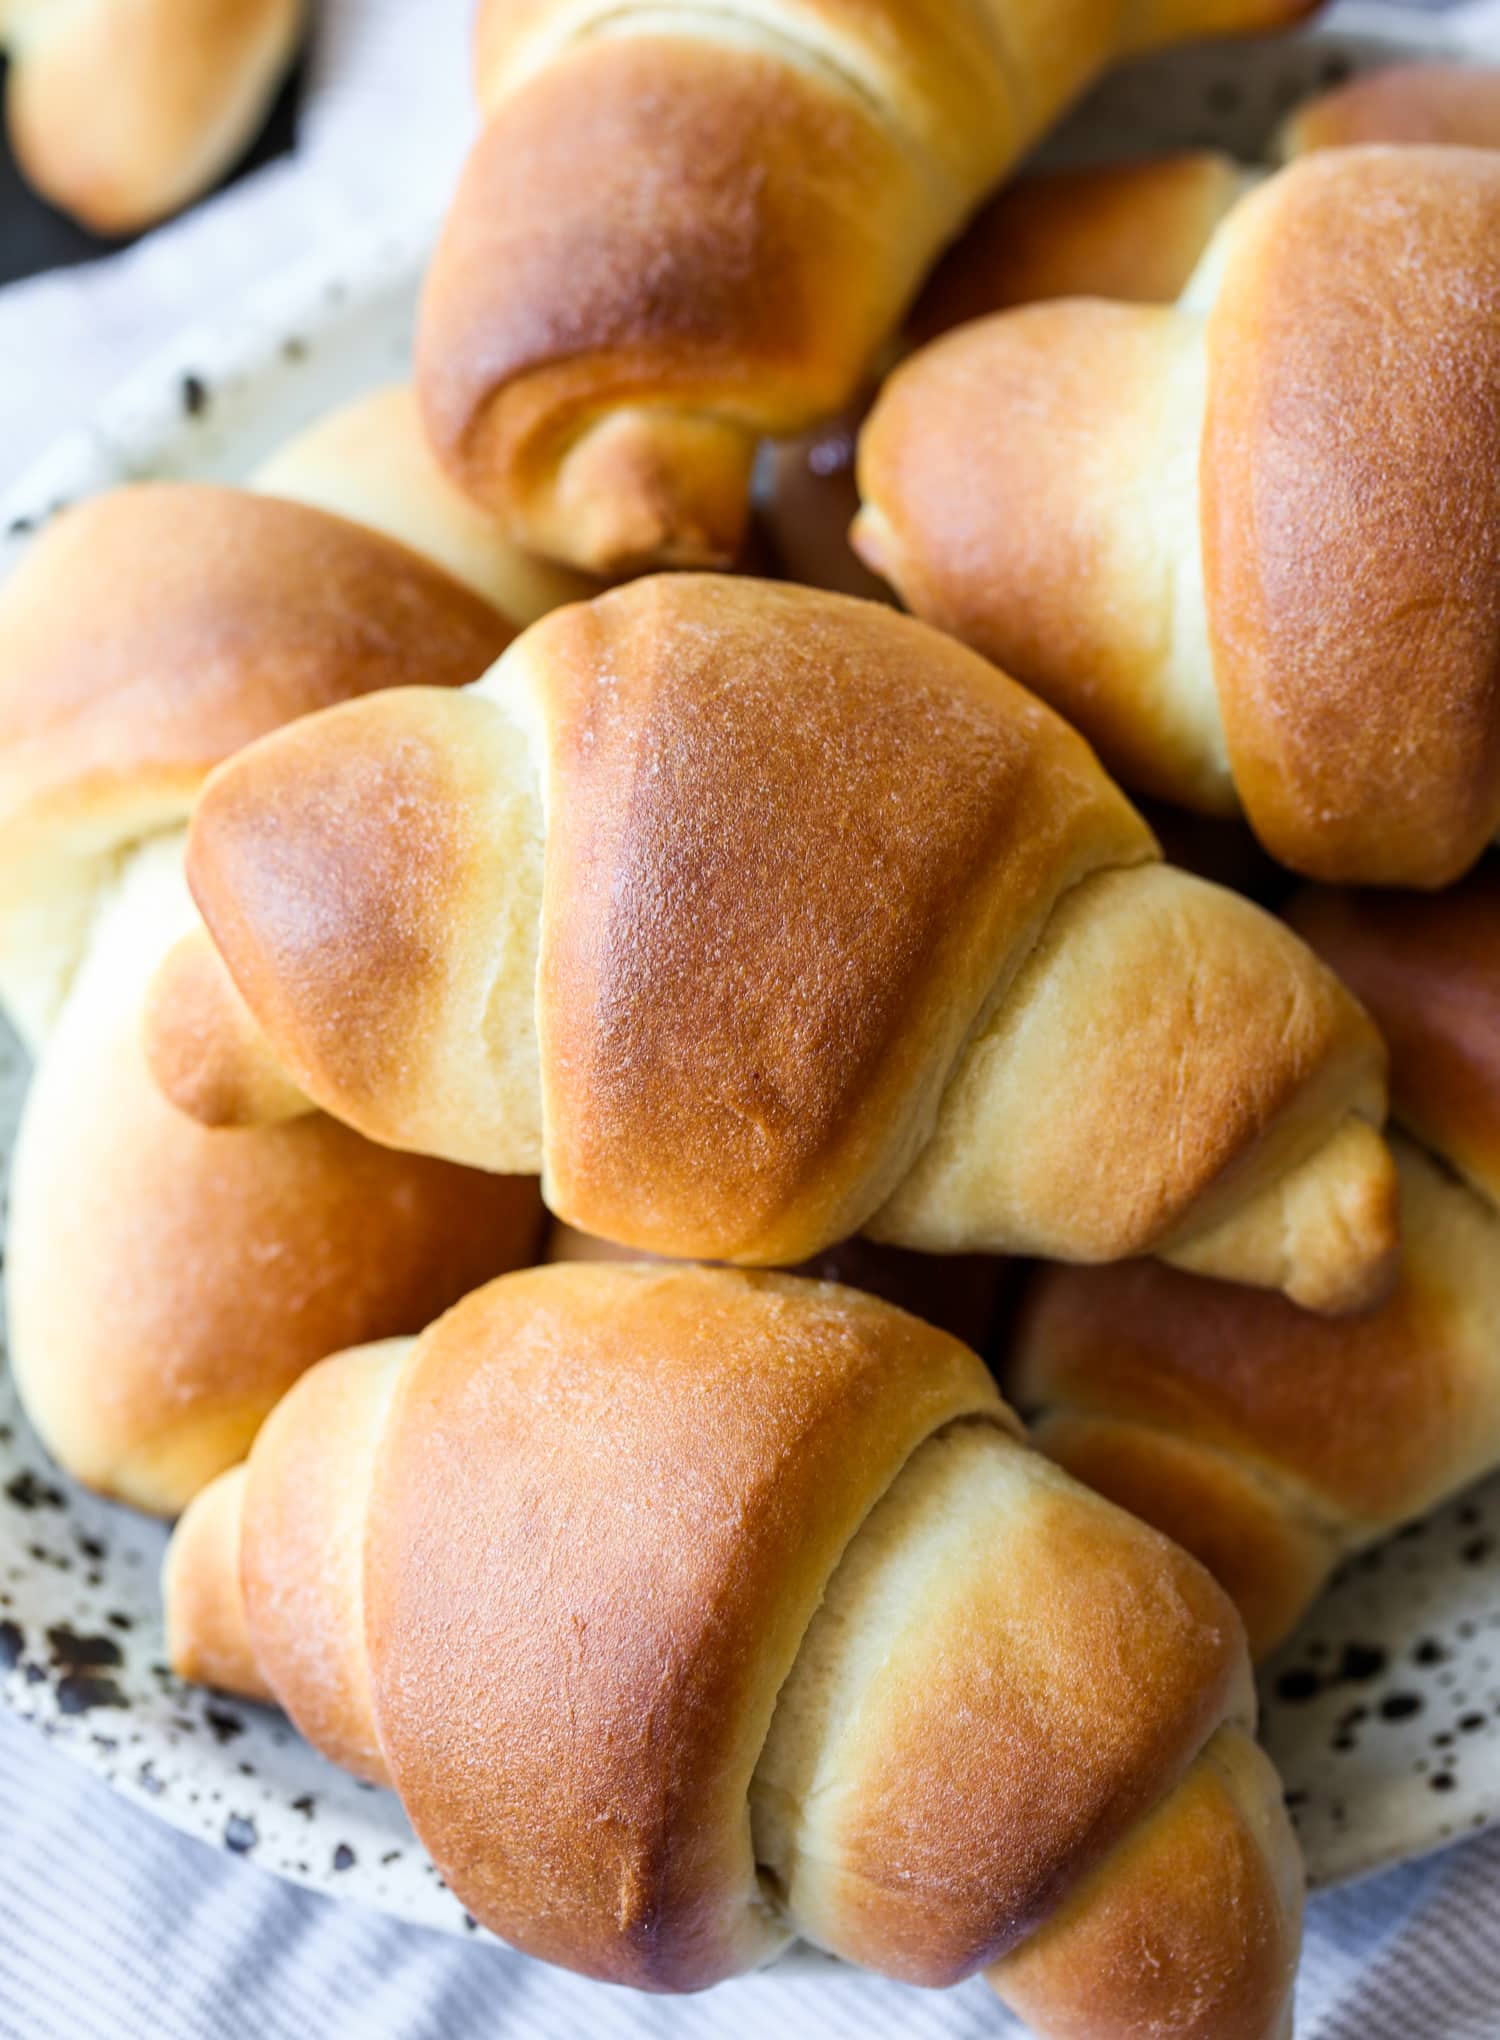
<box><xmin>166</xmin><ymin>1261</ymin><xmax>1302</xmax><ymax>2037</ymax></box>
<box><xmin>148</xmin><ymin>575</ymin><xmax>1396</xmax><ymax>1313</ymax></box>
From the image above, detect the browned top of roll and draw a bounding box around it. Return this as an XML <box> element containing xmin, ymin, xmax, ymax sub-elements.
<box><xmin>180</xmin><ymin>684</ymin><xmax>528</xmax><ymax>1153</ymax></box>
<box><xmin>1012</xmin><ymin>1230</ymin><xmax>1469</xmax><ymax>1531</ymax></box>
<box><xmin>531</xmin><ymin>576</ymin><xmax>1151</xmax><ymax>1262</ymax></box>
<box><xmin>0</xmin><ymin>483</ymin><xmax>511</xmax><ymax>853</ymax></box>
<box><xmin>994</xmin><ymin>1731</ymin><xmax>1301</xmax><ymax>2040</ymax></box>
<box><xmin>1284</xmin><ymin>62</ymin><xmax>1500</xmax><ymax>157</ymax></box>
<box><xmin>790</xmin><ymin>1434</ymin><xmax>1249</xmax><ymax>1983</ymax></box>
<box><xmin>1289</xmin><ymin>869</ymin><xmax>1500</xmax><ymax>1210</ymax></box>
<box><xmin>909</xmin><ymin>152</ymin><xmax>1244</xmax><ymax>345</ymax></box>
<box><xmin>363</xmin><ymin>1261</ymin><xmax>1002</xmax><ymax>1988</ymax></box>
<box><xmin>417</xmin><ymin>35</ymin><xmax>949</xmax><ymax>566</ymax></box>
<box><xmin>1202</xmin><ymin>147</ymin><xmax>1500</xmax><ymax>887</ymax></box>
<box><xmin>470</xmin><ymin>0</ymin><xmax>1014</xmax><ymax>171</ymax></box>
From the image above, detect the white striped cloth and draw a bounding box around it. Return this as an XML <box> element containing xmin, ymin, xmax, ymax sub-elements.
<box><xmin>4</xmin><ymin>1707</ymin><xmax>1500</xmax><ymax>2037</ymax></box>
<box><xmin>2</xmin><ymin>1</ymin><xmax>1498</xmax><ymax>2034</ymax></box>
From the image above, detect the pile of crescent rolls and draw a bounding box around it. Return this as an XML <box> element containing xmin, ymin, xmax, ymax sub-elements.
<box><xmin>7</xmin><ymin>1</ymin><xmax>1500</xmax><ymax>2030</ymax></box>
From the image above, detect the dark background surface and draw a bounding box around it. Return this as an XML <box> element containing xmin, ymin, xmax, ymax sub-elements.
<box><xmin>0</xmin><ymin>55</ymin><xmax>305</xmax><ymax>286</ymax></box>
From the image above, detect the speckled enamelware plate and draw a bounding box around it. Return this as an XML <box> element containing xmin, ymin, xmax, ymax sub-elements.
<box><xmin>0</xmin><ymin>3</ymin><xmax>1497</xmax><ymax>1949</ymax></box>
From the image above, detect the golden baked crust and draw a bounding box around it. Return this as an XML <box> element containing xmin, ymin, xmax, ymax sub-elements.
<box><xmin>0</xmin><ymin>456</ymin><xmax>534</xmax><ymax>1514</ymax></box>
<box><xmin>242</xmin><ymin>1343</ymin><xmax>409</xmax><ymax>1785</ymax></box>
<box><xmin>856</xmin><ymin>302</ymin><xmax>1230</xmax><ymax>811</ymax></box>
<box><xmin>757</xmin><ymin>1428</ymin><xmax>1246</xmax><ymax>1983</ymax></box>
<box><xmin>1289</xmin><ymin>872</ymin><xmax>1500</xmax><ymax>1211</ymax></box>
<box><xmin>6</xmin><ymin>837</ymin><xmax>543</xmax><ymax>1517</ymax></box>
<box><xmin>168</xmin><ymin>575</ymin><xmax>1395</xmax><ymax>1309</ymax></box>
<box><xmin>993</xmin><ymin>1729</ymin><xmax>1301</xmax><ymax>2040</ymax></box>
<box><xmin>545</xmin><ymin>1217</ymin><xmax>1010</xmax><ymax>1354</ymax></box>
<box><xmin>1013</xmin><ymin>1132</ymin><xmax>1500</xmax><ymax>1657</ymax></box>
<box><xmin>166</xmin><ymin>1262</ymin><xmax>1295</xmax><ymax>2024</ymax></box>
<box><xmin>910</xmin><ymin>152</ymin><xmax>1248</xmax><ymax>345</ymax></box>
<box><xmin>532</xmin><ymin>576</ymin><xmax>1148</xmax><ymax>1262</ymax></box>
<box><xmin>422</xmin><ymin>0</ymin><xmax>1319</xmax><ymax>572</ymax></box>
<box><xmin>176</xmin><ymin>684</ymin><xmax>545</xmax><ymax>1170</ymax></box>
<box><xmin>161</xmin><ymin>1467</ymin><xmax>270</xmax><ymax>1703</ymax></box>
<box><xmin>1016</xmin><ymin>1143</ymin><xmax>1493</xmax><ymax>1532</ymax></box>
<box><xmin>1281</xmin><ymin>60</ymin><xmax>1500</xmax><ymax>157</ymax></box>
<box><xmin>252</xmin><ymin>382</ymin><xmax>601</xmax><ymax>627</ymax></box>
<box><xmin>365</xmin><ymin>1263</ymin><xmax>1002</xmax><ymax>1987</ymax></box>
<box><xmin>4</xmin><ymin>0</ymin><xmax>303</xmax><ymax>233</ymax></box>
<box><xmin>0</xmin><ymin>484</ymin><xmax>511</xmax><ymax>946</ymax></box>
<box><xmin>771</xmin><ymin>154</ymin><xmax>1248</xmax><ymax>605</ymax></box>
<box><xmin>860</xmin><ymin>147</ymin><xmax>1500</xmax><ymax>888</ymax></box>
<box><xmin>419</xmin><ymin>36</ymin><xmax>955</xmax><ymax>572</ymax></box>
<box><xmin>1032</xmin><ymin>1413</ymin><xmax>1336</xmax><ymax>1661</ymax></box>
<box><xmin>1202</xmin><ymin>148</ymin><xmax>1500</xmax><ymax>885</ymax></box>
<box><xmin>1007</xmin><ymin>866</ymin><xmax>1500</xmax><ymax>1660</ymax></box>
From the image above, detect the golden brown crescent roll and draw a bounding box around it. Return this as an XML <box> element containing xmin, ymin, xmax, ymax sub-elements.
<box><xmin>150</xmin><ymin>574</ymin><xmax>1395</xmax><ymax>1312</ymax></box>
<box><xmin>0</xmin><ymin>0</ymin><xmax>303</xmax><ymax>234</ymax></box>
<box><xmin>1011</xmin><ymin>863</ymin><xmax>1500</xmax><ymax>1659</ymax></box>
<box><xmin>857</xmin><ymin>146</ymin><xmax>1500</xmax><ymax>888</ymax></box>
<box><xmin>165</xmin><ymin>1261</ymin><xmax>1302</xmax><ymax>2033</ymax></box>
<box><xmin>0</xmin><ymin>411</ymin><xmax>555</xmax><ymax>1516</ymax></box>
<box><xmin>415</xmin><ymin>0</ymin><xmax>1321</xmax><ymax>577</ymax></box>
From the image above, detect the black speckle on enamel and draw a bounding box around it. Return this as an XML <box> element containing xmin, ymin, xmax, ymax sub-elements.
<box><xmin>1275</xmin><ymin>1668</ymin><xmax>1320</xmax><ymax>1705</ymax></box>
<box><xmin>1338</xmin><ymin>1643</ymin><xmax>1387</xmax><ymax>1684</ymax></box>
<box><xmin>1380</xmin><ymin>1693</ymin><xmax>1424</xmax><ymax>1724</ymax></box>
<box><xmin>57</xmin><ymin>1673</ymin><xmax>127</xmax><ymax>1715</ymax></box>
<box><xmin>46</xmin><ymin>1625</ymin><xmax>122</xmax><ymax>1672</ymax></box>
<box><xmin>205</xmin><ymin>1707</ymin><xmax>245</xmax><ymax>1745</ymax></box>
<box><xmin>4</xmin><ymin>1470</ymin><xmax>64</xmax><ymax>1511</ymax></box>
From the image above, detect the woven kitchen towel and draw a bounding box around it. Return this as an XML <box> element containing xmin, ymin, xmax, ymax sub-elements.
<box><xmin>1</xmin><ymin>1706</ymin><xmax>1500</xmax><ymax>2039</ymax></box>
<box><xmin>2</xmin><ymin>1</ymin><xmax>1500</xmax><ymax>2036</ymax></box>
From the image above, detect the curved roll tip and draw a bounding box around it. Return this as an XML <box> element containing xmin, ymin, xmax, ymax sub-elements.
<box><xmin>144</xmin><ymin>927</ymin><xmax>312</xmax><ymax>1130</ymax></box>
